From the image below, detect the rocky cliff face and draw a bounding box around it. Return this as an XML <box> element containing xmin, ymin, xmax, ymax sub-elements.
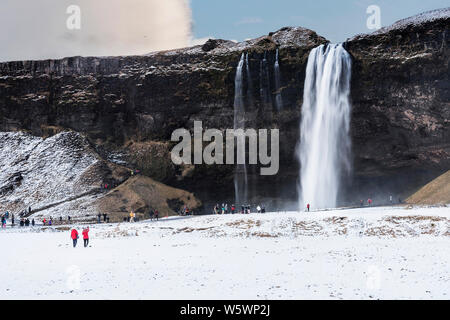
<box><xmin>345</xmin><ymin>8</ymin><xmax>449</xmax><ymax>200</ymax></box>
<box><xmin>0</xmin><ymin>9</ymin><xmax>449</xmax><ymax>210</ymax></box>
<box><xmin>0</xmin><ymin>131</ymin><xmax>200</xmax><ymax>219</ymax></box>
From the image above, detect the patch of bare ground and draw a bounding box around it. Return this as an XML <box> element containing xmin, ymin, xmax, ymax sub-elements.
<box><xmin>324</xmin><ymin>217</ymin><xmax>348</xmax><ymax>224</ymax></box>
<box><xmin>225</xmin><ymin>219</ymin><xmax>262</xmax><ymax>229</ymax></box>
<box><xmin>323</xmin><ymin>217</ymin><xmax>348</xmax><ymax>235</ymax></box>
<box><xmin>96</xmin><ymin>175</ymin><xmax>202</xmax><ymax>220</ymax></box>
<box><xmin>406</xmin><ymin>170</ymin><xmax>450</xmax><ymax>205</ymax></box>
<box><xmin>173</xmin><ymin>226</ymin><xmax>215</xmax><ymax>234</ymax></box>
<box><xmin>364</xmin><ymin>226</ymin><xmax>399</xmax><ymax>237</ymax></box>
<box><xmin>383</xmin><ymin>216</ymin><xmax>449</xmax><ymax>236</ymax></box>
<box><xmin>292</xmin><ymin>221</ymin><xmax>323</xmax><ymax>233</ymax></box>
<box><xmin>96</xmin><ymin>225</ymin><xmax>139</xmax><ymax>238</ymax></box>
<box><xmin>247</xmin><ymin>232</ymin><xmax>280</xmax><ymax>238</ymax></box>
<box><xmin>55</xmin><ymin>226</ymin><xmax>71</xmax><ymax>231</ymax></box>
<box><xmin>385</xmin><ymin>215</ymin><xmax>447</xmax><ymax>222</ymax></box>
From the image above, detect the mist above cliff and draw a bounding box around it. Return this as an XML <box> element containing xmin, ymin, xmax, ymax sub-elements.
<box><xmin>0</xmin><ymin>0</ymin><xmax>192</xmax><ymax>62</ymax></box>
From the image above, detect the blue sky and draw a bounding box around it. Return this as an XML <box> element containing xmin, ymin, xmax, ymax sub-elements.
<box><xmin>191</xmin><ymin>0</ymin><xmax>449</xmax><ymax>43</ymax></box>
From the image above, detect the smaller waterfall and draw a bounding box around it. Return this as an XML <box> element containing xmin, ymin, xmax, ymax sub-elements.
<box><xmin>274</xmin><ymin>48</ymin><xmax>283</xmax><ymax>110</ymax></box>
<box><xmin>234</xmin><ymin>53</ymin><xmax>245</xmax><ymax>130</ymax></box>
<box><xmin>234</xmin><ymin>53</ymin><xmax>248</xmax><ymax>205</ymax></box>
<box><xmin>259</xmin><ymin>52</ymin><xmax>271</xmax><ymax>106</ymax></box>
<box><xmin>245</xmin><ymin>53</ymin><xmax>254</xmax><ymax>108</ymax></box>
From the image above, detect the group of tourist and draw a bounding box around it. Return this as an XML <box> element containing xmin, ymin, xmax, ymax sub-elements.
<box><xmin>213</xmin><ymin>203</ymin><xmax>265</xmax><ymax>215</ymax></box>
<box><xmin>70</xmin><ymin>226</ymin><xmax>90</xmax><ymax>248</ymax></box>
<box><xmin>179</xmin><ymin>205</ymin><xmax>192</xmax><ymax>216</ymax></box>
<box><xmin>19</xmin><ymin>218</ymin><xmax>34</xmax><ymax>226</ymax></box>
<box><xmin>359</xmin><ymin>198</ymin><xmax>374</xmax><ymax>207</ymax></box>
<box><xmin>2</xmin><ymin>211</ymin><xmax>37</xmax><ymax>227</ymax></box>
<box><xmin>148</xmin><ymin>209</ymin><xmax>160</xmax><ymax>221</ymax></box>
<box><xmin>1</xmin><ymin>212</ymin><xmax>8</xmax><ymax>228</ymax></box>
<box><xmin>130</xmin><ymin>169</ymin><xmax>141</xmax><ymax>176</ymax></box>
<box><xmin>97</xmin><ymin>213</ymin><xmax>110</xmax><ymax>223</ymax></box>
<box><xmin>1</xmin><ymin>206</ymin><xmax>34</xmax><ymax>227</ymax></box>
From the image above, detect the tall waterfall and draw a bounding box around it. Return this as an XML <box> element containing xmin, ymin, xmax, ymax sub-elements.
<box><xmin>234</xmin><ymin>53</ymin><xmax>248</xmax><ymax>205</ymax></box>
<box><xmin>298</xmin><ymin>44</ymin><xmax>352</xmax><ymax>210</ymax></box>
<box><xmin>274</xmin><ymin>48</ymin><xmax>283</xmax><ymax>110</ymax></box>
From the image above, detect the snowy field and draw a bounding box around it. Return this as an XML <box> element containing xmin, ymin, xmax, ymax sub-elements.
<box><xmin>1</xmin><ymin>206</ymin><xmax>449</xmax><ymax>300</ymax></box>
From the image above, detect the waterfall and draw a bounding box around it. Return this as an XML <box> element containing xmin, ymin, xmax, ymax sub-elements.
<box><xmin>274</xmin><ymin>48</ymin><xmax>283</xmax><ymax>110</ymax></box>
<box><xmin>298</xmin><ymin>44</ymin><xmax>352</xmax><ymax>210</ymax></box>
<box><xmin>245</xmin><ymin>53</ymin><xmax>254</xmax><ymax>108</ymax></box>
<box><xmin>234</xmin><ymin>53</ymin><xmax>248</xmax><ymax>205</ymax></box>
<box><xmin>259</xmin><ymin>52</ymin><xmax>271</xmax><ymax>105</ymax></box>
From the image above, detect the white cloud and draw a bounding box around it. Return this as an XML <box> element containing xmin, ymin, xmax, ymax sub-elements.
<box><xmin>0</xmin><ymin>0</ymin><xmax>193</xmax><ymax>62</ymax></box>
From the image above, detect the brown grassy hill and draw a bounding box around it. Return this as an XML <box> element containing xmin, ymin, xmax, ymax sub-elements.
<box><xmin>96</xmin><ymin>175</ymin><xmax>202</xmax><ymax>221</ymax></box>
<box><xmin>406</xmin><ymin>170</ymin><xmax>450</xmax><ymax>205</ymax></box>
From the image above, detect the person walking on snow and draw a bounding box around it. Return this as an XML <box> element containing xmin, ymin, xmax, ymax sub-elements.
<box><xmin>307</xmin><ymin>203</ymin><xmax>310</xmax><ymax>212</ymax></box>
<box><xmin>71</xmin><ymin>228</ymin><xmax>79</xmax><ymax>248</ymax></box>
<box><xmin>149</xmin><ymin>209</ymin><xmax>155</xmax><ymax>221</ymax></box>
<box><xmin>130</xmin><ymin>211</ymin><xmax>135</xmax><ymax>222</ymax></box>
<box><xmin>82</xmin><ymin>227</ymin><xmax>90</xmax><ymax>248</ymax></box>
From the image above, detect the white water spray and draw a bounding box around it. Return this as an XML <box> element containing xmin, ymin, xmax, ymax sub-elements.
<box><xmin>298</xmin><ymin>44</ymin><xmax>352</xmax><ymax>210</ymax></box>
<box><xmin>234</xmin><ymin>53</ymin><xmax>248</xmax><ymax>205</ymax></box>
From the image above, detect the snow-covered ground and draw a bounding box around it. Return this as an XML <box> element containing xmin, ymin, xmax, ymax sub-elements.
<box><xmin>1</xmin><ymin>206</ymin><xmax>449</xmax><ymax>299</ymax></box>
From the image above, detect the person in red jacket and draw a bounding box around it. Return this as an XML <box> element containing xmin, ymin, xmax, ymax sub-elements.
<box><xmin>71</xmin><ymin>228</ymin><xmax>79</xmax><ymax>248</ymax></box>
<box><xmin>82</xmin><ymin>227</ymin><xmax>90</xmax><ymax>248</ymax></box>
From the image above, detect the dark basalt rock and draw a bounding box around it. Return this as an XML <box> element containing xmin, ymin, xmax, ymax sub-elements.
<box><xmin>201</xmin><ymin>39</ymin><xmax>233</xmax><ymax>52</ymax></box>
<box><xmin>0</xmin><ymin>9</ymin><xmax>448</xmax><ymax>209</ymax></box>
<box><xmin>344</xmin><ymin>8</ymin><xmax>450</xmax><ymax>200</ymax></box>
